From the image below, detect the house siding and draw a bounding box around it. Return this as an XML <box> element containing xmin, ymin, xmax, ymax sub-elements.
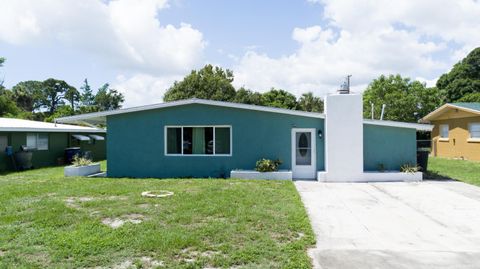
<box><xmin>431</xmin><ymin>116</ymin><xmax>480</xmax><ymax>161</ymax></box>
<box><xmin>363</xmin><ymin>124</ymin><xmax>417</xmax><ymax>171</ymax></box>
<box><xmin>107</xmin><ymin>103</ymin><xmax>325</xmax><ymax>178</ymax></box>
<box><xmin>0</xmin><ymin>131</ymin><xmax>106</xmax><ymax>172</ymax></box>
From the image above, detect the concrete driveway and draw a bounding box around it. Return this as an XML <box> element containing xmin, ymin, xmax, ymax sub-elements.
<box><xmin>295</xmin><ymin>180</ymin><xmax>480</xmax><ymax>269</ymax></box>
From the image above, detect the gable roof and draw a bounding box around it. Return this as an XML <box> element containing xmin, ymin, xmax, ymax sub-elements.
<box><xmin>56</xmin><ymin>98</ymin><xmax>432</xmax><ymax>131</ymax></box>
<box><xmin>0</xmin><ymin>118</ymin><xmax>105</xmax><ymax>133</ymax></box>
<box><xmin>56</xmin><ymin>98</ymin><xmax>325</xmax><ymax>125</ymax></box>
<box><xmin>421</xmin><ymin>103</ymin><xmax>480</xmax><ymax>122</ymax></box>
<box><xmin>452</xmin><ymin>102</ymin><xmax>480</xmax><ymax>112</ymax></box>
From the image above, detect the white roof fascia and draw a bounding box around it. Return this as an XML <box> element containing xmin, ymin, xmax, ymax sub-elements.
<box><xmin>363</xmin><ymin>119</ymin><xmax>433</xmax><ymax>131</ymax></box>
<box><xmin>0</xmin><ymin>118</ymin><xmax>106</xmax><ymax>133</ymax></box>
<box><xmin>56</xmin><ymin>98</ymin><xmax>325</xmax><ymax>124</ymax></box>
<box><xmin>0</xmin><ymin>127</ymin><xmax>105</xmax><ymax>133</ymax></box>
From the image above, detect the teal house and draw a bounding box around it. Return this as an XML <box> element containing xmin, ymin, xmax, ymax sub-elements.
<box><xmin>0</xmin><ymin>118</ymin><xmax>106</xmax><ymax>172</ymax></box>
<box><xmin>57</xmin><ymin>94</ymin><xmax>432</xmax><ymax>181</ymax></box>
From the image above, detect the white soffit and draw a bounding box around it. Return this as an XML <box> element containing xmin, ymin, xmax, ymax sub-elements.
<box><xmin>72</xmin><ymin>134</ymin><xmax>91</xmax><ymax>141</ymax></box>
<box><xmin>89</xmin><ymin>135</ymin><xmax>105</xmax><ymax>141</ymax></box>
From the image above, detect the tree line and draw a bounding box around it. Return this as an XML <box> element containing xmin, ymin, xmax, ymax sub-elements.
<box><xmin>0</xmin><ymin>60</ymin><xmax>124</xmax><ymax>122</ymax></box>
<box><xmin>1</xmin><ymin>47</ymin><xmax>479</xmax><ymax>123</ymax></box>
<box><xmin>363</xmin><ymin>47</ymin><xmax>480</xmax><ymax>122</ymax></box>
<box><xmin>163</xmin><ymin>64</ymin><xmax>324</xmax><ymax>112</ymax></box>
<box><xmin>163</xmin><ymin>47</ymin><xmax>480</xmax><ymax>123</ymax></box>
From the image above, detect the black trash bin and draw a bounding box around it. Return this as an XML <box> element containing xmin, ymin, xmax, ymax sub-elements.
<box><xmin>417</xmin><ymin>149</ymin><xmax>429</xmax><ymax>172</ymax></box>
<box><xmin>14</xmin><ymin>146</ymin><xmax>33</xmax><ymax>170</ymax></box>
<box><xmin>65</xmin><ymin>147</ymin><xmax>81</xmax><ymax>164</ymax></box>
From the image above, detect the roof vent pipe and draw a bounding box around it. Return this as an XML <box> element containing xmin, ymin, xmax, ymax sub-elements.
<box><xmin>380</xmin><ymin>104</ymin><xmax>386</xmax><ymax>120</ymax></box>
<box><xmin>371</xmin><ymin>102</ymin><xmax>374</xmax><ymax>120</ymax></box>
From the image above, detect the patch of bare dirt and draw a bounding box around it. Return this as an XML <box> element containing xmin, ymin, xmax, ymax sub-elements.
<box><xmin>138</xmin><ymin>203</ymin><xmax>150</xmax><ymax>209</ymax></box>
<box><xmin>101</xmin><ymin>214</ymin><xmax>146</xmax><ymax>229</ymax></box>
<box><xmin>107</xmin><ymin>196</ymin><xmax>129</xmax><ymax>201</ymax></box>
<box><xmin>21</xmin><ymin>247</ymin><xmax>51</xmax><ymax>266</ymax></box>
<box><xmin>64</xmin><ymin>197</ymin><xmax>95</xmax><ymax>209</ymax></box>
<box><xmin>96</xmin><ymin>257</ymin><xmax>163</xmax><ymax>269</ymax></box>
<box><xmin>177</xmin><ymin>248</ymin><xmax>222</xmax><ymax>264</ymax></box>
<box><xmin>296</xmin><ymin>232</ymin><xmax>305</xmax><ymax>240</ymax></box>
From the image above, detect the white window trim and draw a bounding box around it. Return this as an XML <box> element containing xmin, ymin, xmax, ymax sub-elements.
<box><xmin>439</xmin><ymin>124</ymin><xmax>449</xmax><ymax>139</ymax></box>
<box><xmin>468</xmin><ymin>122</ymin><xmax>480</xmax><ymax>139</ymax></box>
<box><xmin>164</xmin><ymin>125</ymin><xmax>232</xmax><ymax>156</ymax></box>
<box><xmin>27</xmin><ymin>133</ymin><xmax>49</xmax><ymax>151</ymax></box>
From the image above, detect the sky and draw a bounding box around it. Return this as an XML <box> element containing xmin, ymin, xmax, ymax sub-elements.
<box><xmin>0</xmin><ymin>0</ymin><xmax>479</xmax><ymax>107</ymax></box>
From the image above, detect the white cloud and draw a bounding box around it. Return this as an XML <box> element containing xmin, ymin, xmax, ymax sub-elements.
<box><xmin>113</xmin><ymin>73</ymin><xmax>181</xmax><ymax>107</ymax></box>
<box><xmin>233</xmin><ymin>0</ymin><xmax>480</xmax><ymax>97</ymax></box>
<box><xmin>0</xmin><ymin>0</ymin><xmax>207</xmax><ymax>107</ymax></box>
<box><xmin>0</xmin><ymin>0</ymin><xmax>206</xmax><ymax>74</ymax></box>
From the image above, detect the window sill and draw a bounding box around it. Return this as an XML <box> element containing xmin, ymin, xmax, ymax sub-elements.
<box><xmin>439</xmin><ymin>138</ymin><xmax>449</xmax><ymax>142</ymax></box>
<box><xmin>165</xmin><ymin>154</ymin><xmax>232</xmax><ymax>157</ymax></box>
<box><xmin>467</xmin><ymin>138</ymin><xmax>480</xmax><ymax>143</ymax></box>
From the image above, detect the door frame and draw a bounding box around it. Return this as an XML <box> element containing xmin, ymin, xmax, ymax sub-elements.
<box><xmin>291</xmin><ymin>128</ymin><xmax>317</xmax><ymax>179</ymax></box>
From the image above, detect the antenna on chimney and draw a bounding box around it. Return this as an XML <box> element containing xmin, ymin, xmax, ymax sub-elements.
<box><xmin>338</xmin><ymin>75</ymin><xmax>352</xmax><ymax>94</ymax></box>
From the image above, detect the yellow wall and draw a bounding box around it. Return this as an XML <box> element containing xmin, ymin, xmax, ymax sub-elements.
<box><xmin>431</xmin><ymin>116</ymin><xmax>480</xmax><ymax>161</ymax></box>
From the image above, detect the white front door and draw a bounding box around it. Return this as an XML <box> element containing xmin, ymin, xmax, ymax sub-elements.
<box><xmin>291</xmin><ymin>128</ymin><xmax>317</xmax><ymax>179</ymax></box>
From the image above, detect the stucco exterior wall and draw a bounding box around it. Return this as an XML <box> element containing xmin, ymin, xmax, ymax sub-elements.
<box><xmin>431</xmin><ymin>116</ymin><xmax>480</xmax><ymax>161</ymax></box>
<box><xmin>0</xmin><ymin>132</ymin><xmax>106</xmax><ymax>172</ymax></box>
<box><xmin>323</xmin><ymin>94</ymin><xmax>364</xmax><ymax>181</ymax></box>
<box><xmin>363</xmin><ymin>124</ymin><xmax>417</xmax><ymax>171</ymax></box>
<box><xmin>107</xmin><ymin>104</ymin><xmax>325</xmax><ymax>178</ymax></box>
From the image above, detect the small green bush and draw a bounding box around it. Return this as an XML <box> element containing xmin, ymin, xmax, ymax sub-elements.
<box><xmin>255</xmin><ymin>158</ymin><xmax>282</xmax><ymax>172</ymax></box>
<box><xmin>400</xmin><ymin>163</ymin><xmax>420</xmax><ymax>173</ymax></box>
<box><xmin>72</xmin><ymin>155</ymin><xmax>93</xmax><ymax>167</ymax></box>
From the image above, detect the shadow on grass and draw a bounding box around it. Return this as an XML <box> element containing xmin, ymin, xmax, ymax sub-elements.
<box><xmin>0</xmin><ymin>165</ymin><xmax>58</xmax><ymax>176</ymax></box>
<box><xmin>423</xmin><ymin>170</ymin><xmax>457</xmax><ymax>182</ymax></box>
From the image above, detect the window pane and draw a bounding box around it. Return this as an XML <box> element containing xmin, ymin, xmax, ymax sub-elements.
<box><xmin>26</xmin><ymin>134</ymin><xmax>37</xmax><ymax>149</ymax></box>
<box><xmin>183</xmin><ymin>127</ymin><xmax>193</xmax><ymax>154</ymax></box>
<box><xmin>37</xmin><ymin>134</ymin><xmax>49</xmax><ymax>150</ymax></box>
<box><xmin>191</xmin><ymin>127</ymin><xmax>213</xmax><ymax>155</ymax></box>
<box><xmin>471</xmin><ymin>124</ymin><xmax>480</xmax><ymax>131</ymax></box>
<box><xmin>0</xmin><ymin>136</ymin><xmax>7</xmax><ymax>151</ymax></box>
<box><xmin>166</xmin><ymin>128</ymin><xmax>181</xmax><ymax>154</ymax></box>
<box><xmin>471</xmin><ymin>124</ymin><xmax>480</xmax><ymax>138</ymax></box>
<box><xmin>440</xmin><ymin>125</ymin><xmax>449</xmax><ymax>138</ymax></box>
<box><xmin>205</xmin><ymin>127</ymin><xmax>214</xmax><ymax>154</ymax></box>
<box><xmin>296</xmin><ymin>132</ymin><xmax>311</xmax><ymax>165</ymax></box>
<box><xmin>215</xmin><ymin>127</ymin><xmax>230</xmax><ymax>154</ymax></box>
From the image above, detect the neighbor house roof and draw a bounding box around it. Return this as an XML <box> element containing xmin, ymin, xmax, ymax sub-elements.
<box><xmin>363</xmin><ymin>119</ymin><xmax>432</xmax><ymax>131</ymax></box>
<box><xmin>421</xmin><ymin>102</ymin><xmax>480</xmax><ymax>122</ymax></box>
<box><xmin>56</xmin><ymin>98</ymin><xmax>432</xmax><ymax>131</ymax></box>
<box><xmin>0</xmin><ymin>117</ymin><xmax>106</xmax><ymax>133</ymax></box>
<box><xmin>452</xmin><ymin>102</ymin><xmax>480</xmax><ymax>112</ymax></box>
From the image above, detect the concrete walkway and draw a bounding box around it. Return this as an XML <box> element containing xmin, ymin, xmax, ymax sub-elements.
<box><xmin>295</xmin><ymin>180</ymin><xmax>480</xmax><ymax>269</ymax></box>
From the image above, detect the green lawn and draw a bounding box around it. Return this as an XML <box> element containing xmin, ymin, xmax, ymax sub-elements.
<box><xmin>427</xmin><ymin>157</ymin><xmax>480</xmax><ymax>186</ymax></box>
<box><xmin>0</xmin><ymin>163</ymin><xmax>314</xmax><ymax>268</ymax></box>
